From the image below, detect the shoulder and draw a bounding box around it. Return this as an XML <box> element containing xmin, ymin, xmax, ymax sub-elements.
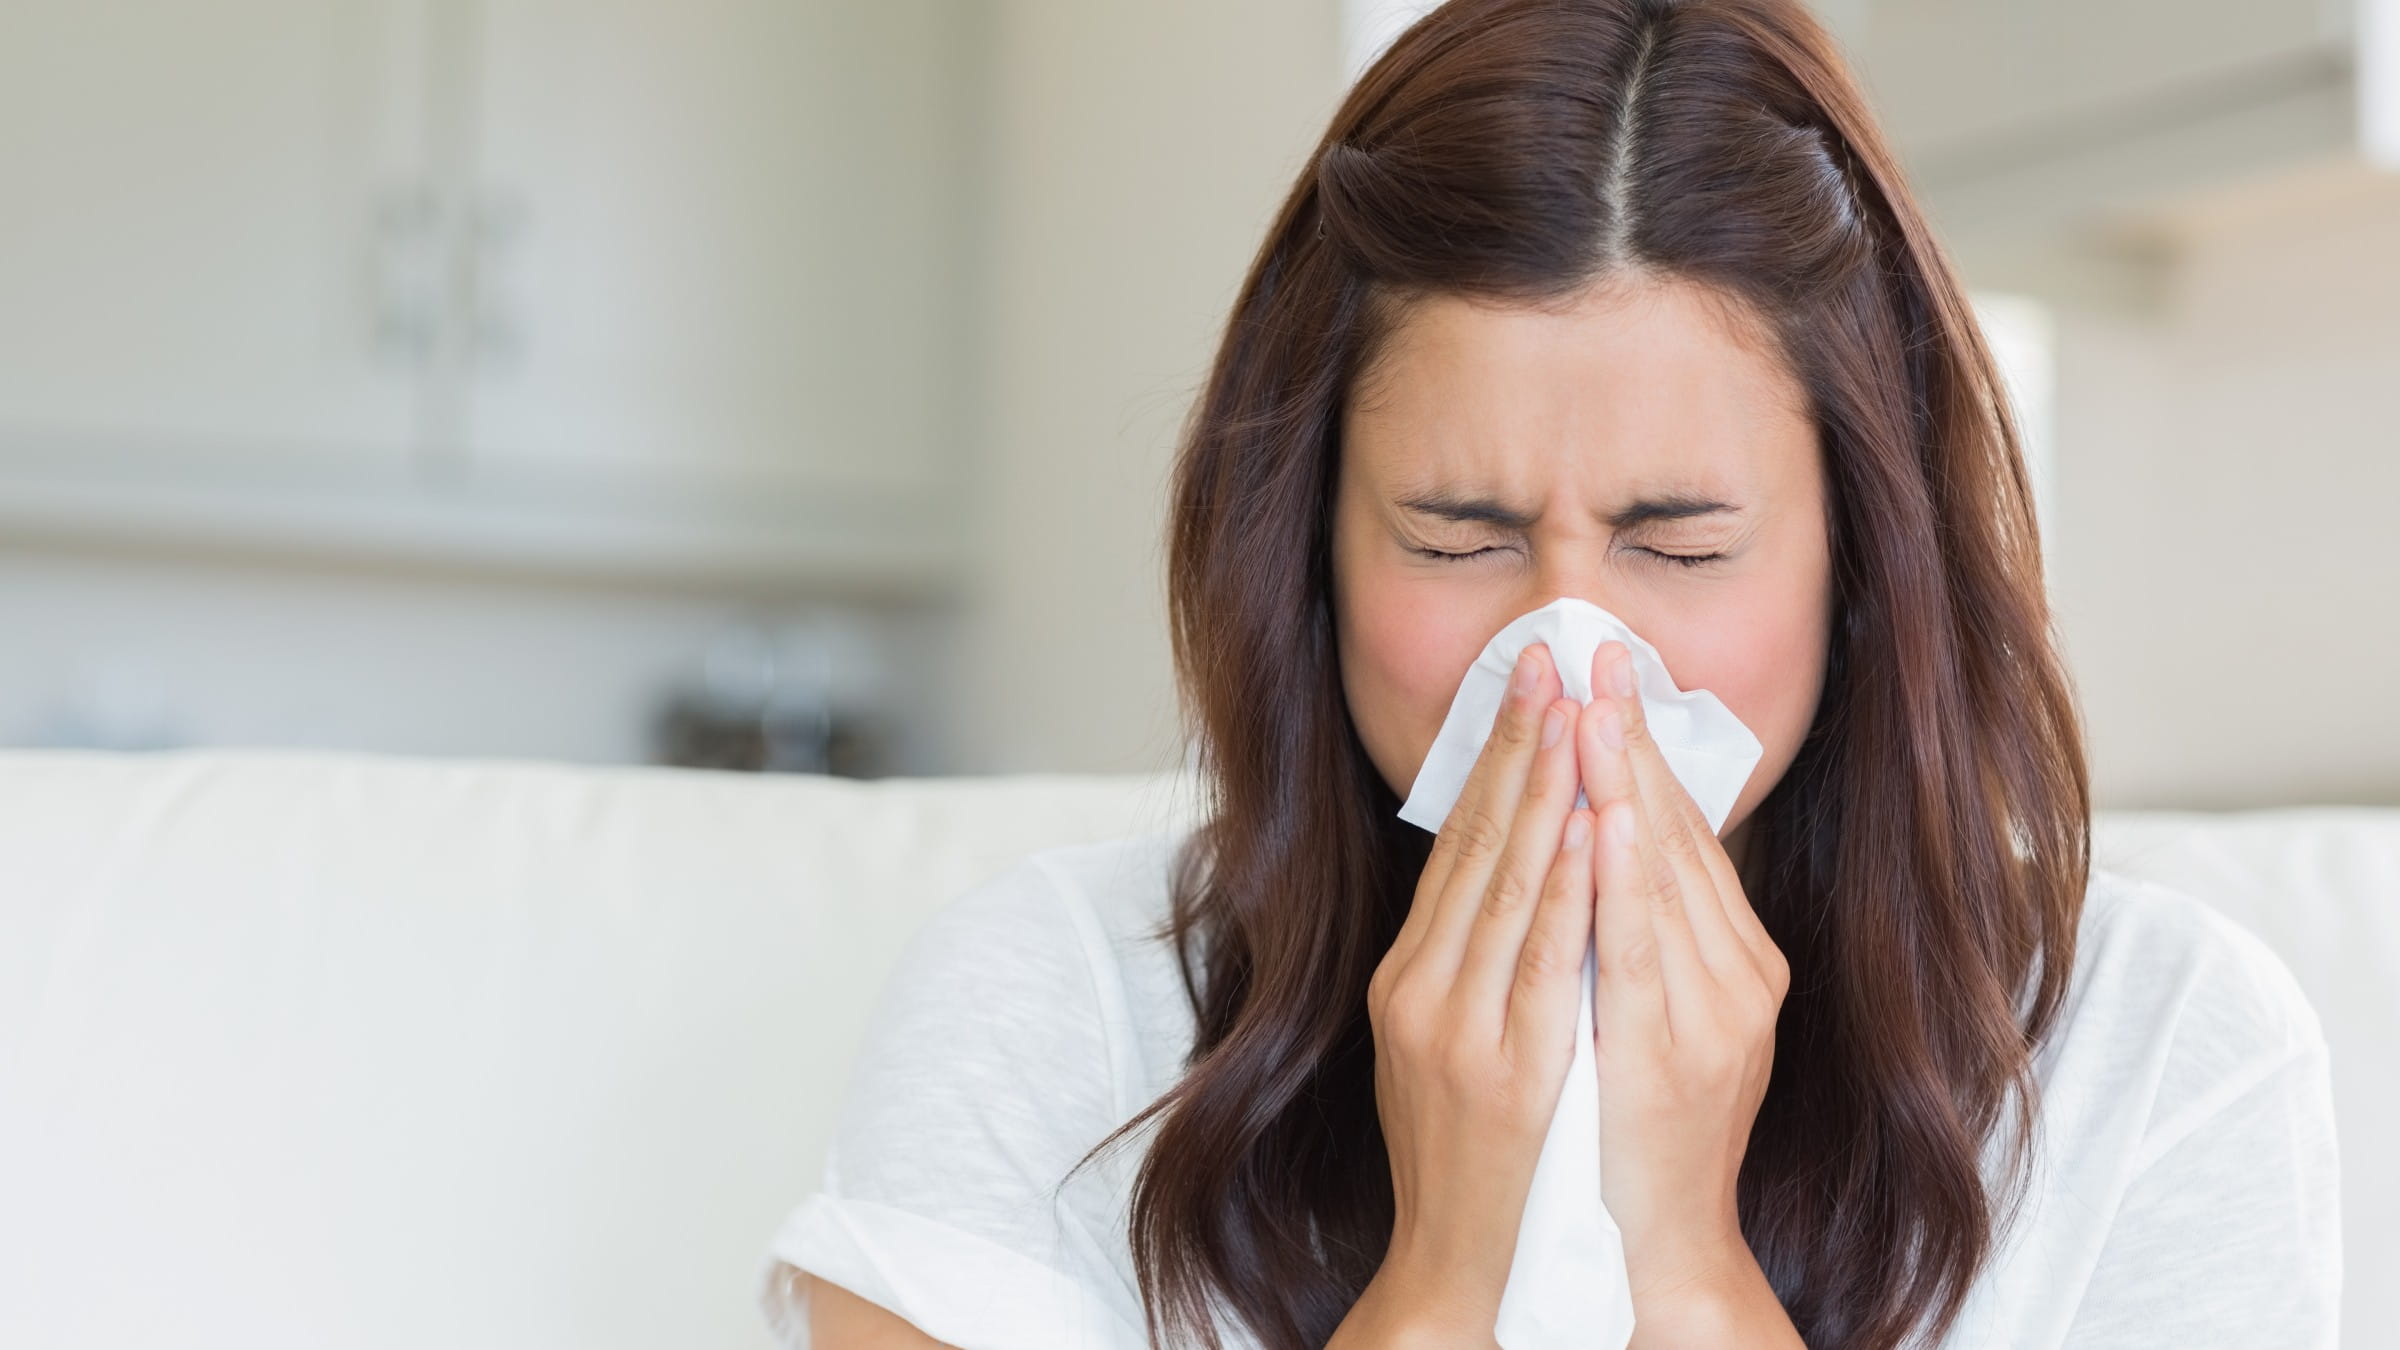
<box><xmin>998</xmin><ymin>826</ymin><xmax>1201</xmax><ymax>1107</ymax></box>
<box><xmin>918</xmin><ymin>827</ymin><xmax>1189</xmax><ymax>959</ymax></box>
<box><xmin>880</xmin><ymin>827</ymin><xmax>1187</xmax><ymax>1014</ymax></box>
<box><xmin>2075</xmin><ymin>867</ymin><xmax>2324</xmax><ymax>1031</ymax></box>
<box><xmin>842</xmin><ymin>825</ymin><xmax>1198</xmax><ymax>1134</ymax></box>
<box><xmin>1011</xmin><ymin>826</ymin><xmax>1191</xmax><ymax>950</ymax></box>
<box><xmin>1968</xmin><ymin>864</ymin><xmax>2342</xmax><ymax>1335</ymax></box>
<box><xmin>1969</xmin><ymin>869</ymin><xmax>2345</xmax><ymax>1344</ymax></box>
<box><xmin>2020</xmin><ymin>865</ymin><xmax>2335</xmax><ymax>1185</ymax></box>
<box><xmin>2066</xmin><ymin>867</ymin><xmax>2328</xmax><ymax>1109</ymax></box>
<box><xmin>764</xmin><ymin>830</ymin><xmax>1200</xmax><ymax>1347</ymax></box>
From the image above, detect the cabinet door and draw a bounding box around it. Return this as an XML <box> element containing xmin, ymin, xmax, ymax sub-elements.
<box><xmin>0</xmin><ymin>0</ymin><xmax>426</xmax><ymax>483</ymax></box>
<box><xmin>463</xmin><ymin>0</ymin><xmax>975</xmax><ymax>514</ymax></box>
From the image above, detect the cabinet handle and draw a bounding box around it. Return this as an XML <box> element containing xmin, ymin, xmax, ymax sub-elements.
<box><xmin>465</xmin><ymin>190</ymin><xmax>528</xmax><ymax>371</ymax></box>
<box><xmin>369</xmin><ymin>184</ymin><xmax>441</xmax><ymax>366</ymax></box>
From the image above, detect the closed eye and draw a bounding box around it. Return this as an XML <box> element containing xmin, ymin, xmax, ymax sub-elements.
<box><xmin>1408</xmin><ymin>545</ymin><xmax>1727</xmax><ymax>568</ymax></box>
<box><xmin>1639</xmin><ymin>548</ymin><xmax>1728</xmax><ymax>569</ymax></box>
<box><xmin>1408</xmin><ymin>546</ymin><xmax>1501</xmax><ymax>564</ymax></box>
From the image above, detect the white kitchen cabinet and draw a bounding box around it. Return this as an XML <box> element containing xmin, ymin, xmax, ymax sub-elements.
<box><xmin>464</xmin><ymin>0</ymin><xmax>974</xmax><ymax>509</ymax></box>
<box><xmin>0</xmin><ymin>0</ymin><xmax>974</xmax><ymax>594</ymax></box>
<box><xmin>0</xmin><ymin>0</ymin><xmax>426</xmax><ymax>482</ymax></box>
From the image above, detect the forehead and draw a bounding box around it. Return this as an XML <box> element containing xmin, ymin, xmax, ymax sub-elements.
<box><xmin>1343</xmin><ymin>278</ymin><xmax>1815</xmax><ymax>499</ymax></box>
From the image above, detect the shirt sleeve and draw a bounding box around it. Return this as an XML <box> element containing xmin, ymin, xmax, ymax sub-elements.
<box><xmin>756</xmin><ymin>855</ymin><xmax>1151</xmax><ymax>1350</ymax></box>
<box><xmin>2059</xmin><ymin>934</ymin><xmax>2344</xmax><ymax>1348</ymax></box>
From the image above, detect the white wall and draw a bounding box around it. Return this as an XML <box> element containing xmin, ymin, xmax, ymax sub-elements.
<box><xmin>0</xmin><ymin>541</ymin><xmax>958</xmax><ymax>773</ymax></box>
<box><xmin>2047</xmin><ymin>161</ymin><xmax>2400</xmax><ymax>808</ymax></box>
<box><xmin>950</xmin><ymin>0</ymin><xmax>1348</xmax><ymax>774</ymax></box>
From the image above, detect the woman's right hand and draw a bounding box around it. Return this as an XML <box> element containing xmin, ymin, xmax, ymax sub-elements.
<box><xmin>1334</xmin><ymin>641</ymin><xmax>1599</xmax><ymax>1347</ymax></box>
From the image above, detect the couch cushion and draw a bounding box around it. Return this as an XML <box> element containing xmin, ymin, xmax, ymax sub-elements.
<box><xmin>0</xmin><ymin>749</ymin><xmax>2386</xmax><ymax>1347</ymax></box>
<box><xmin>0</xmin><ymin>749</ymin><xmax>1201</xmax><ymax>1350</ymax></box>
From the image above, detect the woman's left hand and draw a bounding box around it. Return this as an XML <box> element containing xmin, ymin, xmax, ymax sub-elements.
<box><xmin>1575</xmin><ymin>638</ymin><xmax>1792</xmax><ymax>1311</ymax></box>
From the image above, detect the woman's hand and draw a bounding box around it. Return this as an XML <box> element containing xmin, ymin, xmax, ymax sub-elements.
<box><xmin>1576</xmin><ymin>638</ymin><xmax>1795</xmax><ymax>1328</ymax></box>
<box><xmin>1336</xmin><ymin>640</ymin><xmax>1601</xmax><ymax>1347</ymax></box>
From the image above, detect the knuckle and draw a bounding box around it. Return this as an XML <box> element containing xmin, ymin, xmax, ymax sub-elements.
<box><xmin>1480</xmin><ymin>868</ymin><xmax>1530</xmax><ymax>919</ymax></box>
<box><xmin>1764</xmin><ymin>946</ymin><xmax>1792</xmax><ymax>998</ymax></box>
<box><xmin>1643</xmin><ymin>851</ymin><xmax>1680</xmax><ymax>906</ymax></box>
<box><xmin>1516</xmin><ymin>928</ymin><xmax>1569</xmax><ymax>982</ymax></box>
<box><xmin>1641</xmin><ymin>870</ymin><xmax>1680</xmax><ymax>916</ymax></box>
<box><xmin>1719</xmin><ymin>982</ymin><xmax>1761</xmax><ymax>1033</ymax></box>
<box><xmin>1366</xmin><ymin>960</ymin><xmax>1397</xmax><ymax>1013</ymax></box>
<box><xmin>1610</xmin><ymin>936</ymin><xmax>1661</xmax><ymax>982</ymax></box>
<box><xmin>1655</xmin><ymin>821</ymin><xmax>1700</xmax><ymax>862</ymax></box>
<box><xmin>1381</xmin><ymin>987</ymin><xmax>1435</xmax><ymax>1045</ymax></box>
<box><xmin>1739</xmin><ymin>982</ymin><xmax>1780</xmax><ymax>1031</ymax></box>
<box><xmin>1449</xmin><ymin>804</ymin><xmax>1506</xmax><ymax>865</ymax></box>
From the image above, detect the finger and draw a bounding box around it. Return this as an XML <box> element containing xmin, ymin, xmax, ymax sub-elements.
<box><xmin>1456</xmin><ymin>686</ymin><xmax>1586</xmax><ymax>1014</ymax></box>
<box><xmin>1405</xmin><ymin>643</ymin><xmax>1551</xmax><ymax>909</ymax></box>
<box><xmin>1581</xmin><ymin>709</ymin><xmax>1667</xmax><ymax>1052</ymax></box>
<box><xmin>1600</xmin><ymin>641</ymin><xmax>1783</xmax><ymax>986</ymax></box>
<box><xmin>1584</xmin><ymin>691</ymin><xmax>1717</xmax><ymax>1046</ymax></box>
<box><xmin>1391</xmin><ymin>642</ymin><xmax>1562</xmax><ymax>977</ymax></box>
<box><xmin>1498</xmin><ymin>806</ymin><xmax>1598</xmax><ymax>1070</ymax></box>
<box><xmin>1389</xmin><ymin>642</ymin><xmax>1542</xmax><ymax>969</ymax></box>
<box><xmin>1597</xmin><ymin>640</ymin><xmax>1753</xmax><ymax>987</ymax></box>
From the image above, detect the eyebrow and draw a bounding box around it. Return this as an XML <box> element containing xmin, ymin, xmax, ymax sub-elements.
<box><xmin>1394</xmin><ymin>488</ymin><xmax>1743</xmax><ymax>530</ymax></box>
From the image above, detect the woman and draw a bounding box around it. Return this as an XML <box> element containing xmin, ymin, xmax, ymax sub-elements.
<box><xmin>764</xmin><ymin>0</ymin><xmax>2342</xmax><ymax>1345</ymax></box>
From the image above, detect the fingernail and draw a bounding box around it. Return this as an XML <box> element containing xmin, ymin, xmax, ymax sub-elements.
<box><xmin>1565</xmin><ymin>813</ymin><xmax>1590</xmax><ymax>849</ymax></box>
<box><xmin>1606</xmin><ymin>803</ymin><xmax>1635</xmax><ymax>847</ymax></box>
<box><xmin>1512</xmin><ymin>647</ymin><xmax>1539</xmax><ymax>696</ymax></box>
<box><xmin>1609</xmin><ymin>645</ymin><xmax>1635</xmax><ymax>699</ymax></box>
<box><xmin>1540</xmin><ymin>705</ymin><xmax>1565</xmax><ymax>748</ymax></box>
<box><xmin>1597</xmin><ymin>702</ymin><xmax>1623</xmax><ymax>749</ymax></box>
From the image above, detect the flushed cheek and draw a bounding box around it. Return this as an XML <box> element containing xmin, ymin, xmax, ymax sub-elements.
<box><xmin>1341</xmin><ymin>573</ymin><xmax>1495</xmax><ymax>760</ymax></box>
<box><xmin>1647</xmin><ymin>589</ymin><xmax>1825</xmax><ymax>761</ymax></box>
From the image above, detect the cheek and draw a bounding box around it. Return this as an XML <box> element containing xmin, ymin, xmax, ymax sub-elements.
<box><xmin>1645</xmin><ymin>573</ymin><xmax>1830</xmax><ymax>778</ymax></box>
<box><xmin>1338</xmin><ymin>566</ymin><xmax>1495</xmax><ymax>771</ymax></box>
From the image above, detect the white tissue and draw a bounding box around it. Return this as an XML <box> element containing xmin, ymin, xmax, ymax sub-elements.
<box><xmin>1395</xmin><ymin>596</ymin><xmax>1766</xmax><ymax>1350</ymax></box>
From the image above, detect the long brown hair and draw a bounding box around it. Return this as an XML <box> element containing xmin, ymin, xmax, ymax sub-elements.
<box><xmin>1067</xmin><ymin>2</ymin><xmax>2091</xmax><ymax>1345</ymax></box>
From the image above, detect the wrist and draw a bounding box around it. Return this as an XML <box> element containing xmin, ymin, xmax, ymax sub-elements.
<box><xmin>1334</xmin><ymin>1258</ymin><xmax>1501</xmax><ymax>1350</ymax></box>
<box><xmin>1623</xmin><ymin>1219</ymin><xmax>1748</xmax><ymax>1304</ymax></box>
<box><xmin>1625</xmin><ymin>1235</ymin><xmax>1801</xmax><ymax>1350</ymax></box>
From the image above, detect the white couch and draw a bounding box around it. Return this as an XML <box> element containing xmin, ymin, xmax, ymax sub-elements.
<box><xmin>0</xmin><ymin>749</ymin><xmax>2389</xmax><ymax>1348</ymax></box>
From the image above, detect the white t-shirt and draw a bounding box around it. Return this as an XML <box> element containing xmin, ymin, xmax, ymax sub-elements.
<box><xmin>758</xmin><ymin>827</ymin><xmax>2342</xmax><ymax>1348</ymax></box>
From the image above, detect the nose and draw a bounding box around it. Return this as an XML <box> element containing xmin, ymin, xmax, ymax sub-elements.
<box><xmin>1506</xmin><ymin>582</ymin><xmax>1650</xmax><ymax>696</ymax></box>
<box><xmin>1520</xmin><ymin>545</ymin><xmax>1624</xmax><ymax>622</ymax></box>
<box><xmin>1518</xmin><ymin>572</ymin><xmax>1635</xmax><ymax>631</ymax></box>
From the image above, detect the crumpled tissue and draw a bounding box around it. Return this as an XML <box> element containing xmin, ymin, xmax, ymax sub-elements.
<box><xmin>1395</xmin><ymin>595</ymin><xmax>1765</xmax><ymax>1349</ymax></box>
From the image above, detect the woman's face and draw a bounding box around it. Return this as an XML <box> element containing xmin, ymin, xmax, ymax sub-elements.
<box><xmin>1331</xmin><ymin>275</ymin><xmax>1835</xmax><ymax>861</ymax></box>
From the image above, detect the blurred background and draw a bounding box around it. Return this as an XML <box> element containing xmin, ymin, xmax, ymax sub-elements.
<box><xmin>0</xmin><ymin>0</ymin><xmax>2392</xmax><ymax>808</ymax></box>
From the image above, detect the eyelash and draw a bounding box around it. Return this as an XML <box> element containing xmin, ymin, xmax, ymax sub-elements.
<box><xmin>1410</xmin><ymin>546</ymin><xmax>1727</xmax><ymax>569</ymax></box>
